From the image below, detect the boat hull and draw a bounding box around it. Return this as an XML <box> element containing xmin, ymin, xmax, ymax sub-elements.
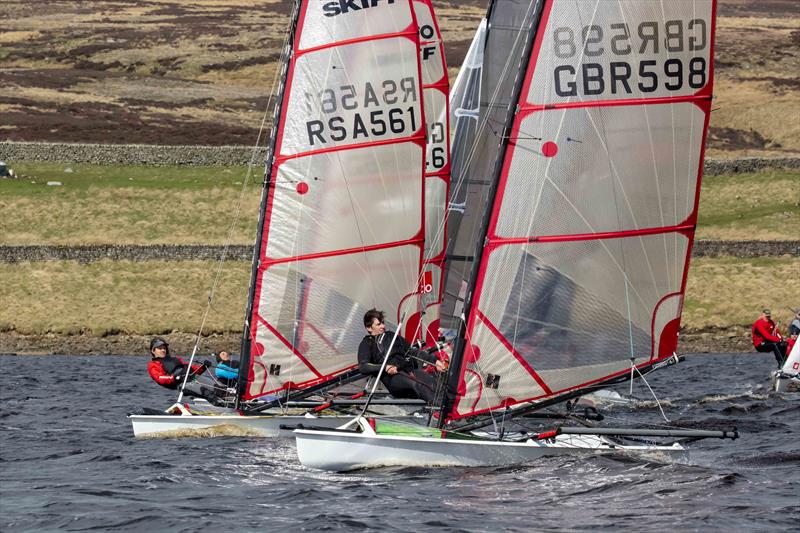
<box><xmin>295</xmin><ymin>427</ymin><xmax>685</xmax><ymax>471</ymax></box>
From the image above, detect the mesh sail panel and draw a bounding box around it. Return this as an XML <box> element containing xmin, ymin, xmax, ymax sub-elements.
<box><xmin>245</xmin><ymin>1</ymin><xmax>425</xmax><ymax>399</ymax></box>
<box><xmin>495</xmin><ymin>102</ymin><xmax>705</xmax><ymax>238</ymax></box>
<box><xmin>441</xmin><ymin>2</ymin><xmax>542</xmax><ymax>331</ymax></box>
<box><xmin>249</xmin><ymin>245</ymin><xmax>420</xmax><ymax>396</ymax></box>
<box><xmin>454</xmin><ymin>234</ymin><xmax>688</xmax><ymax>416</ymax></box>
<box><xmin>267</xmin><ymin>144</ymin><xmax>423</xmax><ymax>259</ymax></box>
<box><xmin>448</xmin><ymin>0</ymin><xmax>716</xmax><ymax>418</ymax></box>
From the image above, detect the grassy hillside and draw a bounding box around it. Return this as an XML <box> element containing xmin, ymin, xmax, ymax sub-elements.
<box><xmin>2</xmin><ymin>163</ymin><xmax>797</xmax><ymax>245</ymax></box>
<box><xmin>1</xmin><ymin>162</ymin><xmax>798</xmax><ymax>338</ymax></box>
<box><xmin>1</xmin><ymin>0</ymin><xmax>798</xmax><ymax>156</ymax></box>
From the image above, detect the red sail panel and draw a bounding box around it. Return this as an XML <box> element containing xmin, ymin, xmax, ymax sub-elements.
<box><xmin>244</xmin><ymin>1</ymin><xmax>426</xmax><ymax>399</ymax></box>
<box><xmin>451</xmin><ymin>0</ymin><xmax>717</xmax><ymax>418</ymax></box>
<box><xmin>401</xmin><ymin>0</ymin><xmax>450</xmax><ymax>345</ymax></box>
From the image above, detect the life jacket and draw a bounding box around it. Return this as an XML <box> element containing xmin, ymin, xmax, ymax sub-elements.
<box><xmin>159</xmin><ymin>355</ymin><xmax>186</xmax><ymax>375</ymax></box>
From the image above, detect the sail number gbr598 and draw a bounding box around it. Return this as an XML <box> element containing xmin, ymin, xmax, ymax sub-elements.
<box><xmin>304</xmin><ymin>77</ymin><xmax>418</xmax><ymax>147</ymax></box>
<box><xmin>551</xmin><ymin>19</ymin><xmax>709</xmax><ymax>97</ymax></box>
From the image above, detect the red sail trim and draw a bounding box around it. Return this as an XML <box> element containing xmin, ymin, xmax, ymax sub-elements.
<box><xmin>475</xmin><ymin>309</ymin><xmax>553</xmax><ymax>395</ymax></box>
<box><xmin>449</xmin><ymin>353</ymin><xmax>677</xmax><ymax>421</ymax></box>
<box><xmin>464</xmin><ymin>368</ymin><xmax>484</xmax><ymax>411</ymax></box>
<box><xmin>296</xmin><ymin>28</ymin><xmax>419</xmax><ymax>56</ymax></box>
<box><xmin>650</xmin><ymin>291</ymin><xmax>684</xmax><ymax>359</ymax></box>
<box><xmin>521</xmin><ymin>93</ymin><xmax>712</xmax><ymax>115</ymax></box>
<box><xmin>487</xmin><ymin>223</ymin><xmax>696</xmax><ymax>247</ymax></box>
<box><xmin>516</xmin><ymin>0</ymin><xmax>554</xmax><ymax>103</ymax></box>
<box><xmin>262</xmin><ymin>236</ymin><xmax>424</xmax><ymax>268</ymax></box>
<box><xmin>275</xmin><ymin>135</ymin><xmax>426</xmax><ymax>163</ymax></box>
<box><xmin>256</xmin><ymin>314</ymin><xmax>324</xmax><ymax>379</ymax></box>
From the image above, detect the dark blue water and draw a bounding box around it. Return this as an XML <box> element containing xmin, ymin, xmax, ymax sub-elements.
<box><xmin>1</xmin><ymin>353</ymin><xmax>797</xmax><ymax>532</ymax></box>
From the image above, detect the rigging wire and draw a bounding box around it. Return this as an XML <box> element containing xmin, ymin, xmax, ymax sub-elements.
<box><xmin>176</xmin><ymin>7</ymin><xmax>295</xmax><ymax>405</ymax></box>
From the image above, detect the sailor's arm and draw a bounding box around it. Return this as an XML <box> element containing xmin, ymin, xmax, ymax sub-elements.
<box><xmin>357</xmin><ymin>339</ymin><xmax>382</xmax><ymax>376</ymax></box>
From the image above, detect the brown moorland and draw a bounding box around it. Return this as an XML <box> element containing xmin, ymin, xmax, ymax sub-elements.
<box><xmin>1</xmin><ymin>0</ymin><xmax>798</xmax><ymax>157</ymax></box>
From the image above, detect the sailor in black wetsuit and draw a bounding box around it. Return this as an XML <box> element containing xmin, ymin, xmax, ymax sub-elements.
<box><xmin>357</xmin><ymin>309</ymin><xmax>447</xmax><ymax>404</ymax></box>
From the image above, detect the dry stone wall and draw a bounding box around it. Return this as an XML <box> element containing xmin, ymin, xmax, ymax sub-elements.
<box><xmin>0</xmin><ymin>241</ymin><xmax>796</xmax><ymax>263</ymax></box>
<box><xmin>2</xmin><ymin>141</ymin><xmax>799</xmax><ymax>175</ymax></box>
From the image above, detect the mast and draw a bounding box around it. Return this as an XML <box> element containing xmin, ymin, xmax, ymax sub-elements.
<box><xmin>237</xmin><ymin>0</ymin><xmax>301</xmax><ymax>406</ymax></box>
<box><xmin>439</xmin><ymin>0</ymin><xmax>546</xmax><ymax>427</ymax></box>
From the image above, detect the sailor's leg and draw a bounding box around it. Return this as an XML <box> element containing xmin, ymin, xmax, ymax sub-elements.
<box><xmin>764</xmin><ymin>342</ymin><xmax>785</xmax><ymax>365</ymax></box>
<box><xmin>409</xmin><ymin>371</ymin><xmax>439</xmax><ymax>404</ymax></box>
<box><xmin>383</xmin><ymin>373</ymin><xmax>419</xmax><ymax>399</ymax></box>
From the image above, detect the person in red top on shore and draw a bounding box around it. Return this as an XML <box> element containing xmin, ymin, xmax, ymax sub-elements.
<box><xmin>752</xmin><ymin>309</ymin><xmax>788</xmax><ymax>365</ymax></box>
<box><xmin>147</xmin><ymin>337</ymin><xmax>212</xmax><ymax>397</ymax></box>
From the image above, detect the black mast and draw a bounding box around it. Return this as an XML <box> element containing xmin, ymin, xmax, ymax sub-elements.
<box><xmin>438</xmin><ymin>0</ymin><xmax>546</xmax><ymax>428</ymax></box>
<box><xmin>236</xmin><ymin>0</ymin><xmax>303</xmax><ymax>408</ymax></box>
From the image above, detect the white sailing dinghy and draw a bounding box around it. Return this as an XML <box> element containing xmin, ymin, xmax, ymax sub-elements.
<box><xmin>772</xmin><ymin>339</ymin><xmax>799</xmax><ymax>392</ymax></box>
<box><xmin>130</xmin><ymin>0</ymin><xmax>451</xmax><ymax>438</ymax></box>
<box><xmin>296</xmin><ymin>0</ymin><xmax>739</xmax><ymax>470</ymax></box>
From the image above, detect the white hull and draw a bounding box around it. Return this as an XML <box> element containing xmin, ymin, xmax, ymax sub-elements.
<box><xmin>772</xmin><ymin>338</ymin><xmax>800</xmax><ymax>392</ymax></box>
<box><xmin>295</xmin><ymin>420</ymin><xmax>685</xmax><ymax>471</ymax></box>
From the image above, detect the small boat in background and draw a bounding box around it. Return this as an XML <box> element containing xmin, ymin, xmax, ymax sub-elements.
<box><xmin>772</xmin><ymin>340</ymin><xmax>799</xmax><ymax>392</ymax></box>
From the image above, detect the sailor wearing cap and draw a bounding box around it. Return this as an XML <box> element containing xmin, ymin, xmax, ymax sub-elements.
<box><xmin>752</xmin><ymin>309</ymin><xmax>788</xmax><ymax>365</ymax></box>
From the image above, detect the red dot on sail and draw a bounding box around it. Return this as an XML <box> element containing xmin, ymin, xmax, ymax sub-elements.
<box><xmin>542</xmin><ymin>141</ymin><xmax>558</xmax><ymax>157</ymax></box>
<box><xmin>296</xmin><ymin>182</ymin><xmax>309</xmax><ymax>195</ymax></box>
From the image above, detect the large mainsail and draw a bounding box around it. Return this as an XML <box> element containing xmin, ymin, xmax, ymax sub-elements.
<box><xmin>447</xmin><ymin>0</ymin><xmax>717</xmax><ymax>420</ymax></box>
<box><xmin>239</xmin><ymin>0</ymin><xmax>427</xmax><ymax>400</ymax></box>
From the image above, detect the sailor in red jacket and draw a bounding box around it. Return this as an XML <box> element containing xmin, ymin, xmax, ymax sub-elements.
<box><xmin>752</xmin><ymin>309</ymin><xmax>788</xmax><ymax>365</ymax></box>
<box><xmin>147</xmin><ymin>337</ymin><xmax>209</xmax><ymax>391</ymax></box>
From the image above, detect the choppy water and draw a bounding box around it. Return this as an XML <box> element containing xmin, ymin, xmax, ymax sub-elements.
<box><xmin>1</xmin><ymin>353</ymin><xmax>798</xmax><ymax>532</ymax></box>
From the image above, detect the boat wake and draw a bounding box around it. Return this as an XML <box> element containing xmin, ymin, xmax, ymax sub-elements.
<box><xmin>138</xmin><ymin>424</ymin><xmax>265</xmax><ymax>440</ymax></box>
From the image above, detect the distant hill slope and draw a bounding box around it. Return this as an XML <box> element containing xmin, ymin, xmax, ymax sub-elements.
<box><xmin>1</xmin><ymin>0</ymin><xmax>798</xmax><ymax>157</ymax></box>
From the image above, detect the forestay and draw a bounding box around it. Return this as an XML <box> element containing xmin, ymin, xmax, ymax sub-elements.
<box><xmin>240</xmin><ymin>0</ymin><xmax>426</xmax><ymax>400</ymax></box>
<box><xmin>449</xmin><ymin>0</ymin><xmax>717</xmax><ymax>419</ymax></box>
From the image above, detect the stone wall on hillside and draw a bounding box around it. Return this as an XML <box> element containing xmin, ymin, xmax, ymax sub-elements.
<box><xmin>0</xmin><ymin>142</ymin><xmax>268</xmax><ymax>167</ymax></box>
<box><xmin>0</xmin><ymin>241</ymin><xmax>797</xmax><ymax>263</ymax></box>
<box><xmin>3</xmin><ymin>141</ymin><xmax>799</xmax><ymax>174</ymax></box>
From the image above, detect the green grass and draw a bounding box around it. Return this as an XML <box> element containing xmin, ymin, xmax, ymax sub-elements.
<box><xmin>1</xmin><ymin>163</ymin><xmax>797</xmax><ymax>336</ymax></box>
<box><xmin>0</xmin><ymin>260</ymin><xmax>250</xmax><ymax>336</ymax></box>
<box><xmin>0</xmin><ymin>162</ymin><xmax>262</xmax><ymax>244</ymax></box>
<box><xmin>696</xmin><ymin>170</ymin><xmax>800</xmax><ymax>240</ymax></box>
<box><xmin>684</xmin><ymin>256</ymin><xmax>800</xmax><ymax>331</ymax></box>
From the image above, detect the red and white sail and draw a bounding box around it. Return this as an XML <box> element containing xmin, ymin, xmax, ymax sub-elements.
<box><xmin>242</xmin><ymin>0</ymin><xmax>426</xmax><ymax>399</ymax></box>
<box><xmin>400</xmin><ymin>0</ymin><xmax>450</xmax><ymax>345</ymax></box>
<box><xmin>450</xmin><ymin>0</ymin><xmax>717</xmax><ymax>419</ymax></box>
